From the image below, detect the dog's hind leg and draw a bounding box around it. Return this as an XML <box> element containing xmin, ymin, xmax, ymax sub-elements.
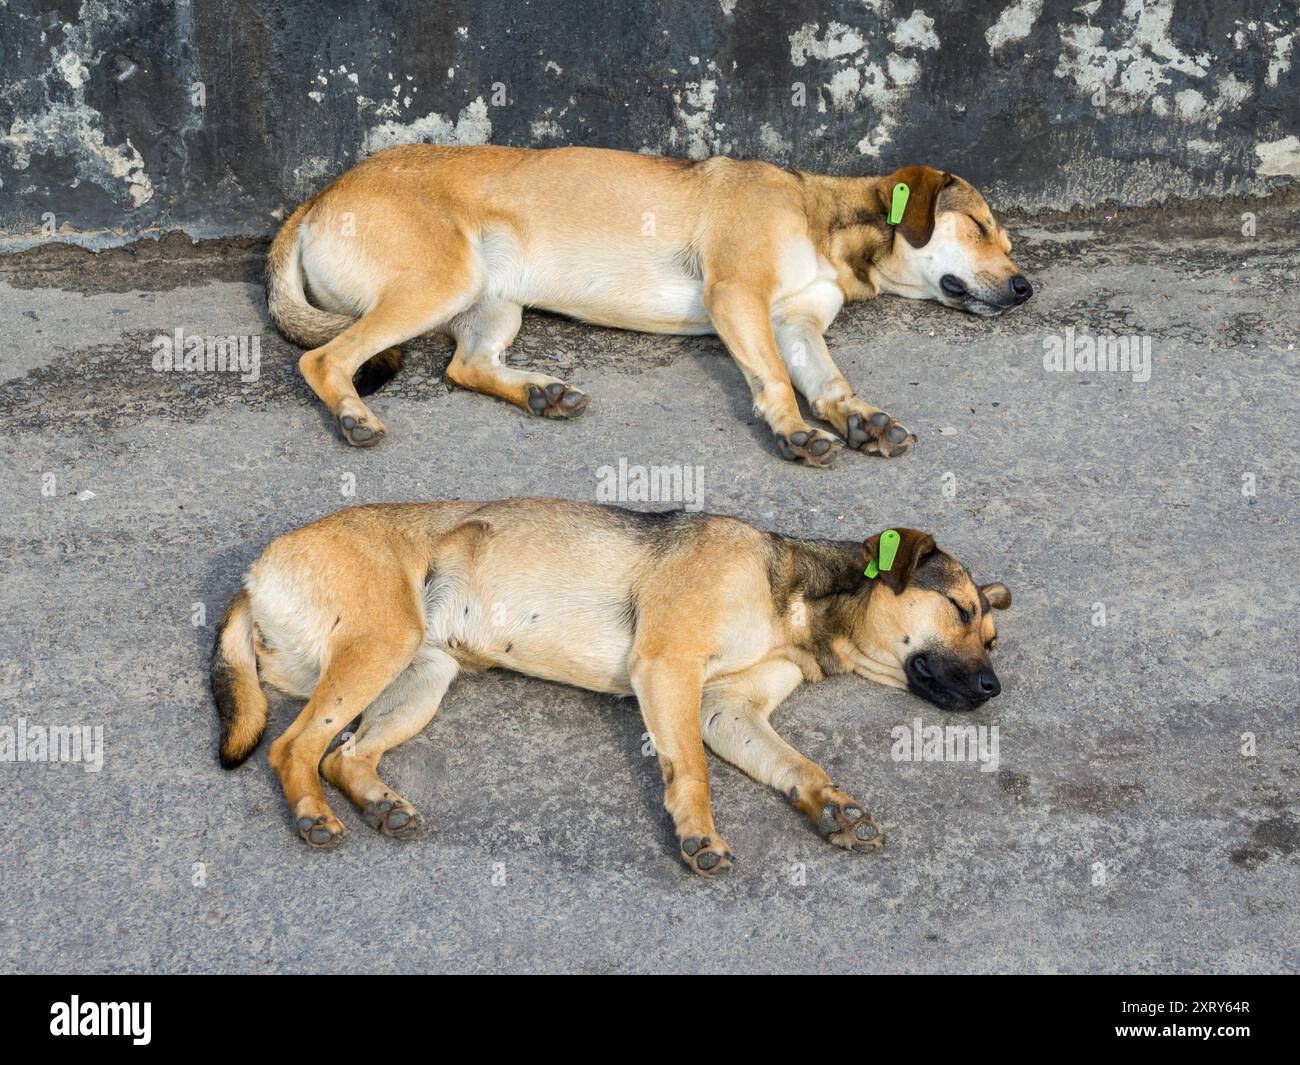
<box><xmin>320</xmin><ymin>645</ymin><xmax>459</xmax><ymax>837</ymax></box>
<box><xmin>445</xmin><ymin>298</ymin><xmax>588</xmax><ymax>419</ymax></box>
<box><xmin>700</xmin><ymin>659</ymin><xmax>885</xmax><ymax>852</ymax></box>
<box><xmin>774</xmin><ymin>314</ymin><xmax>916</xmax><ymax>459</ymax></box>
<box><xmin>299</xmin><ymin>272</ymin><xmax>480</xmax><ymax>447</ymax></box>
<box><xmin>267</xmin><ymin>608</ymin><xmax>425</xmax><ymax>847</ymax></box>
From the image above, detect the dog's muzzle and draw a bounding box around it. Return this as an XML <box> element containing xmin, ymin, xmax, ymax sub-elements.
<box><xmin>940</xmin><ymin>273</ymin><xmax>1033</xmax><ymax>316</ymax></box>
<box><xmin>905</xmin><ymin>650</ymin><xmax>1001</xmax><ymax>711</ymax></box>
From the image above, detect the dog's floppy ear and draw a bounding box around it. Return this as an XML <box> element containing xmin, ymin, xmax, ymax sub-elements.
<box><xmin>878</xmin><ymin>166</ymin><xmax>955</xmax><ymax>248</ymax></box>
<box><xmin>979</xmin><ymin>582</ymin><xmax>1012</xmax><ymax>610</ymax></box>
<box><xmin>863</xmin><ymin>527</ymin><xmax>936</xmax><ymax>595</ymax></box>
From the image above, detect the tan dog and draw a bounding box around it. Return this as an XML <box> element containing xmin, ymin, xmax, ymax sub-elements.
<box><xmin>211</xmin><ymin>498</ymin><xmax>1012</xmax><ymax>874</ymax></box>
<box><xmin>267</xmin><ymin>146</ymin><xmax>1032</xmax><ymax>464</ymax></box>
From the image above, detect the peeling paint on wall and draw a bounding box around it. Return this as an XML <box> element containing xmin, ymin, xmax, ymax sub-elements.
<box><xmin>362</xmin><ymin>98</ymin><xmax>492</xmax><ymax>154</ymax></box>
<box><xmin>2</xmin><ymin>105</ymin><xmax>153</xmax><ymax>207</ymax></box>
<box><xmin>0</xmin><ymin>2</ymin><xmax>156</xmax><ymax>210</ymax></box>
<box><xmin>1055</xmin><ymin>1</ymin><xmax>1213</xmax><ymax>112</ymax></box>
<box><xmin>1256</xmin><ymin>135</ymin><xmax>1300</xmax><ymax>177</ymax></box>
<box><xmin>1267</xmin><ymin>32</ymin><xmax>1294</xmax><ymax>86</ymax></box>
<box><xmin>789</xmin><ymin>23</ymin><xmax>868</xmax><ymax>67</ymax></box>
<box><xmin>986</xmin><ymin>0</ymin><xmax>1043</xmax><ymax>52</ymax></box>
<box><xmin>1048</xmin><ymin>1</ymin><xmax>1295</xmax><ymax>164</ymax></box>
<box><xmin>789</xmin><ymin>5</ymin><xmax>940</xmax><ymax>158</ymax></box>
<box><xmin>757</xmin><ymin>121</ymin><xmax>791</xmax><ymax>158</ymax></box>
<box><xmin>669</xmin><ymin>76</ymin><xmax>721</xmax><ymax>160</ymax></box>
<box><xmin>889</xmin><ymin>10</ymin><xmax>939</xmax><ymax>52</ymax></box>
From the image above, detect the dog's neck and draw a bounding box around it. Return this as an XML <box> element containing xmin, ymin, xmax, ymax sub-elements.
<box><xmin>768</xmin><ymin>535</ymin><xmax>877</xmax><ymax>678</ymax></box>
<box><xmin>795</xmin><ymin>173</ymin><xmax>890</xmax><ymax>233</ymax></box>
<box><xmin>792</xmin><ymin>172</ymin><xmax>896</xmax><ymax>300</ymax></box>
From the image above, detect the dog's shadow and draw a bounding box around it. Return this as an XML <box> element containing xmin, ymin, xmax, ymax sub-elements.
<box><xmin>691</xmin><ymin>340</ymin><xmax>847</xmax><ymax>463</ymax></box>
<box><xmin>431</xmin><ymin>676</ymin><xmax>681</xmax><ymax>870</ymax></box>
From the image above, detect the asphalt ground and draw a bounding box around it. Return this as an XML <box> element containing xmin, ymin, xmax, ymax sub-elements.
<box><xmin>0</xmin><ymin>193</ymin><xmax>1296</xmax><ymax>972</ymax></box>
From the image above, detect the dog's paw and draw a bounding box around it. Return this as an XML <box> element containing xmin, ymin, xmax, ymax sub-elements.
<box><xmin>845</xmin><ymin>411</ymin><xmax>914</xmax><ymax>458</ymax></box>
<box><xmin>776</xmin><ymin>428</ymin><xmax>841</xmax><ymax>467</ymax></box>
<box><xmin>814</xmin><ymin>790</ymin><xmax>884</xmax><ymax>852</ymax></box>
<box><xmin>527</xmin><ymin>382</ymin><xmax>589</xmax><ymax>419</ymax></box>
<box><xmin>336</xmin><ymin>401</ymin><xmax>386</xmax><ymax>447</ymax></box>
<box><xmin>363</xmin><ymin>798</ymin><xmax>423</xmax><ymax>838</ymax></box>
<box><xmin>680</xmin><ymin>834</ymin><xmax>735</xmax><ymax>877</ymax></box>
<box><xmin>295</xmin><ymin>812</ymin><xmax>347</xmax><ymax>849</ymax></box>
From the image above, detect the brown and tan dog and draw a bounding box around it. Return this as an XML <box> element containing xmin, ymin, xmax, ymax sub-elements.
<box><xmin>267</xmin><ymin>145</ymin><xmax>1032</xmax><ymax>464</ymax></box>
<box><xmin>211</xmin><ymin>498</ymin><xmax>1012</xmax><ymax>874</ymax></box>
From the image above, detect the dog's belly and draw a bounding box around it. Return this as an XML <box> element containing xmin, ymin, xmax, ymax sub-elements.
<box><xmin>422</xmin><ymin>567</ymin><xmax>637</xmax><ymax>695</ymax></box>
<box><xmin>498</xmin><ymin>634</ymin><xmax>636</xmax><ymax>695</ymax></box>
<box><xmin>483</xmin><ymin>232</ymin><xmax>714</xmax><ymax>335</ymax></box>
<box><xmin>532</xmin><ymin>283</ymin><xmax>714</xmax><ymax>336</ymax></box>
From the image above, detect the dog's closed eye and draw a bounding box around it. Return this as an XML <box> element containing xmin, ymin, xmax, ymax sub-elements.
<box><xmin>965</xmin><ymin>214</ymin><xmax>988</xmax><ymax>239</ymax></box>
<box><xmin>946</xmin><ymin>595</ymin><xmax>973</xmax><ymax>624</ymax></box>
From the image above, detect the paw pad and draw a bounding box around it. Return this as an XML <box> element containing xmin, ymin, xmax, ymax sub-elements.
<box><xmin>363</xmin><ymin>798</ymin><xmax>422</xmax><ymax>838</ymax></box>
<box><xmin>338</xmin><ymin>412</ymin><xmax>385</xmax><ymax>447</ymax></box>
<box><xmin>296</xmin><ymin>814</ymin><xmax>344</xmax><ymax>848</ymax></box>
<box><xmin>818</xmin><ymin>799</ymin><xmax>884</xmax><ymax>853</ymax></box>
<box><xmin>777</xmin><ymin>428</ymin><xmax>841</xmax><ymax>467</ymax></box>
<box><xmin>680</xmin><ymin>836</ymin><xmax>735</xmax><ymax>876</ymax></box>
<box><xmin>846</xmin><ymin>412</ymin><xmax>914</xmax><ymax>458</ymax></box>
<box><xmin>527</xmin><ymin>382</ymin><xmax>588</xmax><ymax>418</ymax></box>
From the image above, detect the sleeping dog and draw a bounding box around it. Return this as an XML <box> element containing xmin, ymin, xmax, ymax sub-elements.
<box><xmin>267</xmin><ymin>146</ymin><xmax>1032</xmax><ymax>464</ymax></box>
<box><xmin>212</xmin><ymin>498</ymin><xmax>1012</xmax><ymax>875</ymax></box>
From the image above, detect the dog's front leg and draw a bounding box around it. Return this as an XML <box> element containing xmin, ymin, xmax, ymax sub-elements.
<box><xmin>704</xmin><ymin>281</ymin><xmax>841</xmax><ymax>467</ymax></box>
<box><xmin>629</xmin><ymin>653</ymin><xmax>733</xmax><ymax>875</ymax></box>
<box><xmin>774</xmin><ymin>314</ymin><xmax>916</xmax><ymax>459</ymax></box>
<box><xmin>700</xmin><ymin>660</ymin><xmax>885</xmax><ymax>852</ymax></box>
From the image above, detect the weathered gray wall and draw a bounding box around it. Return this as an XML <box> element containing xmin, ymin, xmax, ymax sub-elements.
<box><xmin>1</xmin><ymin>0</ymin><xmax>1297</xmax><ymax>244</ymax></box>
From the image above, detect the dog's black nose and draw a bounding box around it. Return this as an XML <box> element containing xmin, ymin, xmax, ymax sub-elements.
<box><xmin>940</xmin><ymin>274</ymin><xmax>967</xmax><ymax>297</ymax></box>
<box><xmin>977</xmin><ymin>670</ymin><xmax>1001</xmax><ymax>698</ymax></box>
<box><xmin>1008</xmin><ymin>275</ymin><xmax>1033</xmax><ymax>303</ymax></box>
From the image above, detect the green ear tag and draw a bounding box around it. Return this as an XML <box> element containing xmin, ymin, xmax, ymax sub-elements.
<box><xmin>865</xmin><ymin>529</ymin><xmax>901</xmax><ymax>578</ymax></box>
<box><xmin>878</xmin><ymin>529</ymin><xmax>900</xmax><ymax>570</ymax></box>
<box><xmin>888</xmin><ymin>183</ymin><xmax>910</xmax><ymax>225</ymax></box>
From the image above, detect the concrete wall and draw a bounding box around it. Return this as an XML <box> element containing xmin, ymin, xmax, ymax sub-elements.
<box><xmin>1</xmin><ymin>0</ymin><xmax>1296</xmax><ymax>244</ymax></box>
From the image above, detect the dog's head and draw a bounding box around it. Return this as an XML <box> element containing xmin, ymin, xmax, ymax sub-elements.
<box><xmin>847</xmin><ymin>527</ymin><xmax>1012</xmax><ymax>711</ymax></box>
<box><xmin>868</xmin><ymin>166</ymin><xmax>1032</xmax><ymax>316</ymax></box>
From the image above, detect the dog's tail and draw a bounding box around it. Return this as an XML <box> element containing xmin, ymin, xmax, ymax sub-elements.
<box><xmin>265</xmin><ymin>200</ymin><xmax>405</xmax><ymax>395</ymax></box>
<box><xmin>211</xmin><ymin>588</ymin><xmax>269</xmax><ymax>769</ymax></box>
<box><xmin>266</xmin><ymin>200</ymin><xmax>353</xmax><ymax>348</ymax></box>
